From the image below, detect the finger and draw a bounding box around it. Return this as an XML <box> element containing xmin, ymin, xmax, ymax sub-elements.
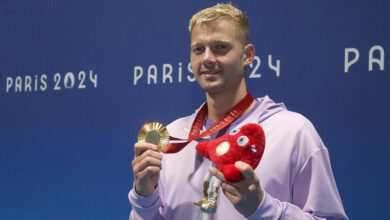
<box><xmin>222</xmin><ymin>186</ymin><xmax>242</xmax><ymax>205</ymax></box>
<box><xmin>209</xmin><ymin>167</ymin><xmax>226</xmax><ymax>182</ymax></box>
<box><xmin>135</xmin><ymin>165</ymin><xmax>161</xmax><ymax>180</ymax></box>
<box><xmin>234</xmin><ymin>161</ymin><xmax>255</xmax><ymax>181</ymax></box>
<box><xmin>134</xmin><ymin>142</ymin><xmax>158</xmax><ymax>156</ymax></box>
<box><xmin>138</xmin><ymin>149</ymin><xmax>162</xmax><ymax>161</ymax></box>
<box><xmin>132</xmin><ymin>149</ymin><xmax>162</xmax><ymax>166</ymax></box>
<box><xmin>221</xmin><ymin>182</ymin><xmax>241</xmax><ymax>197</ymax></box>
<box><xmin>132</xmin><ymin>154</ymin><xmax>162</xmax><ymax>175</ymax></box>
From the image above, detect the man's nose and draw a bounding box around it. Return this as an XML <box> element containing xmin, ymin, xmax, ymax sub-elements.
<box><xmin>203</xmin><ymin>47</ymin><xmax>216</xmax><ymax>67</ymax></box>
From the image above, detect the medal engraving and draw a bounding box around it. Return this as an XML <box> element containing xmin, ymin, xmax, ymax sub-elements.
<box><xmin>145</xmin><ymin>130</ymin><xmax>162</xmax><ymax>145</ymax></box>
<box><xmin>138</xmin><ymin>122</ymin><xmax>169</xmax><ymax>152</ymax></box>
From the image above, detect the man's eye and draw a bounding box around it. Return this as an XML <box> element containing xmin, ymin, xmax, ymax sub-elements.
<box><xmin>193</xmin><ymin>47</ymin><xmax>203</xmax><ymax>53</ymax></box>
<box><xmin>216</xmin><ymin>45</ymin><xmax>226</xmax><ymax>49</ymax></box>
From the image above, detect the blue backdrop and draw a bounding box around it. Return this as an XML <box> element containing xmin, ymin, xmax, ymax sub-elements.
<box><xmin>1</xmin><ymin>0</ymin><xmax>389</xmax><ymax>219</ymax></box>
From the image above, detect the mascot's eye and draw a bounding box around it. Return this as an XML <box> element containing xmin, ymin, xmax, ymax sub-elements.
<box><xmin>230</xmin><ymin>128</ymin><xmax>240</xmax><ymax>135</ymax></box>
<box><xmin>237</xmin><ymin>136</ymin><xmax>249</xmax><ymax>147</ymax></box>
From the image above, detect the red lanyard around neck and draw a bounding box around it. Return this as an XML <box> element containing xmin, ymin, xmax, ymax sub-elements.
<box><xmin>163</xmin><ymin>93</ymin><xmax>254</xmax><ymax>153</ymax></box>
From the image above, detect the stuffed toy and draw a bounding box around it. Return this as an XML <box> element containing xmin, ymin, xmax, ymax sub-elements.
<box><xmin>196</xmin><ymin>123</ymin><xmax>265</xmax><ymax>182</ymax></box>
<box><xmin>194</xmin><ymin>123</ymin><xmax>265</xmax><ymax>212</ymax></box>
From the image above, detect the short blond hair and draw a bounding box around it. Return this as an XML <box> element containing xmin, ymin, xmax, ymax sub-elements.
<box><xmin>189</xmin><ymin>3</ymin><xmax>249</xmax><ymax>45</ymax></box>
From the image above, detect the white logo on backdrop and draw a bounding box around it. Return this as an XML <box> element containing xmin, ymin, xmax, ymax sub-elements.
<box><xmin>132</xmin><ymin>55</ymin><xmax>281</xmax><ymax>86</ymax></box>
<box><xmin>344</xmin><ymin>45</ymin><xmax>385</xmax><ymax>73</ymax></box>
<box><xmin>4</xmin><ymin>70</ymin><xmax>98</xmax><ymax>93</ymax></box>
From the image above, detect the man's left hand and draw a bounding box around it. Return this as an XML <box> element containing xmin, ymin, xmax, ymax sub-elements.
<box><xmin>209</xmin><ymin>161</ymin><xmax>264</xmax><ymax>217</ymax></box>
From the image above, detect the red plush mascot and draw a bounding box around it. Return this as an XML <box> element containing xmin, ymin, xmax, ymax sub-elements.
<box><xmin>196</xmin><ymin>123</ymin><xmax>266</xmax><ymax>182</ymax></box>
<box><xmin>194</xmin><ymin>123</ymin><xmax>265</xmax><ymax>213</ymax></box>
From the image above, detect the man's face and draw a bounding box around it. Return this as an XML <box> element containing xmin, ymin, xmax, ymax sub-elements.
<box><xmin>190</xmin><ymin>18</ymin><xmax>251</xmax><ymax>96</ymax></box>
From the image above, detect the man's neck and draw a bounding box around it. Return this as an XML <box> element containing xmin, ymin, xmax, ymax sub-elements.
<box><xmin>206</xmin><ymin>86</ymin><xmax>255</xmax><ymax>122</ymax></box>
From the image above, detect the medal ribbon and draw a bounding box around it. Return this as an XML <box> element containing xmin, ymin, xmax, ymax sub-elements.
<box><xmin>163</xmin><ymin>93</ymin><xmax>255</xmax><ymax>153</ymax></box>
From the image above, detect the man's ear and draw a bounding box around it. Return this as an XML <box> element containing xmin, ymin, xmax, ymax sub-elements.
<box><xmin>243</xmin><ymin>44</ymin><xmax>255</xmax><ymax>66</ymax></box>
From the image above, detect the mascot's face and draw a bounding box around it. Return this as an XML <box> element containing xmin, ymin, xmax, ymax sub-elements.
<box><xmin>195</xmin><ymin>123</ymin><xmax>265</xmax><ymax>182</ymax></box>
<box><xmin>215</xmin><ymin>128</ymin><xmax>259</xmax><ymax>156</ymax></box>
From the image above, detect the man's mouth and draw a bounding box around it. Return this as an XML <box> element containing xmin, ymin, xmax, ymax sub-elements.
<box><xmin>201</xmin><ymin>70</ymin><xmax>220</xmax><ymax>75</ymax></box>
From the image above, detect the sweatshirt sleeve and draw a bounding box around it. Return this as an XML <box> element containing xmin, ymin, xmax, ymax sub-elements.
<box><xmin>248</xmin><ymin>148</ymin><xmax>349</xmax><ymax>220</ymax></box>
<box><xmin>128</xmin><ymin>185</ymin><xmax>163</xmax><ymax>220</ymax></box>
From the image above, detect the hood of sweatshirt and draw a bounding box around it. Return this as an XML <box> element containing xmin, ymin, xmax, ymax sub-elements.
<box><xmin>167</xmin><ymin>95</ymin><xmax>287</xmax><ymax>140</ymax></box>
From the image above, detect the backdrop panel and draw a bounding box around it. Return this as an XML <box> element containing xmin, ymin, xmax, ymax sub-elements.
<box><xmin>0</xmin><ymin>0</ymin><xmax>389</xmax><ymax>219</ymax></box>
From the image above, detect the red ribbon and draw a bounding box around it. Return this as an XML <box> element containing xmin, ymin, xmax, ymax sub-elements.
<box><xmin>163</xmin><ymin>93</ymin><xmax>255</xmax><ymax>153</ymax></box>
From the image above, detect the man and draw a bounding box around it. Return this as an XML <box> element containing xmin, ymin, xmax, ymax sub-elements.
<box><xmin>129</xmin><ymin>3</ymin><xmax>348</xmax><ymax>219</ymax></box>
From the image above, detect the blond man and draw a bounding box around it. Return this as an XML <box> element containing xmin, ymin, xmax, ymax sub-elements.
<box><xmin>130</xmin><ymin>4</ymin><xmax>348</xmax><ymax>219</ymax></box>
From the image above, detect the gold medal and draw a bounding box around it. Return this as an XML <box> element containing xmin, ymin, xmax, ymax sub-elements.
<box><xmin>138</xmin><ymin>122</ymin><xmax>170</xmax><ymax>152</ymax></box>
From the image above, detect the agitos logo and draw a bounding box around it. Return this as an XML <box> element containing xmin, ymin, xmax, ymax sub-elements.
<box><xmin>3</xmin><ymin>70</ymin><xmax>98</xmax><ymax>93</ymax></box>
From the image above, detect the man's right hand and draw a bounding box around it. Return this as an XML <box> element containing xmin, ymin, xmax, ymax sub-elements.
<box><xmin>132</xmin><ymin>142</ymin><xmax>162</xmax><ymax>197</ymax></box>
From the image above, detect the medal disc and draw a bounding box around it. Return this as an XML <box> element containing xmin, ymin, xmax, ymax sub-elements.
<box><xmin>138</xmin><ymin>122</ymin><xmax>170</xmax><ymax>152</ymax></box>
